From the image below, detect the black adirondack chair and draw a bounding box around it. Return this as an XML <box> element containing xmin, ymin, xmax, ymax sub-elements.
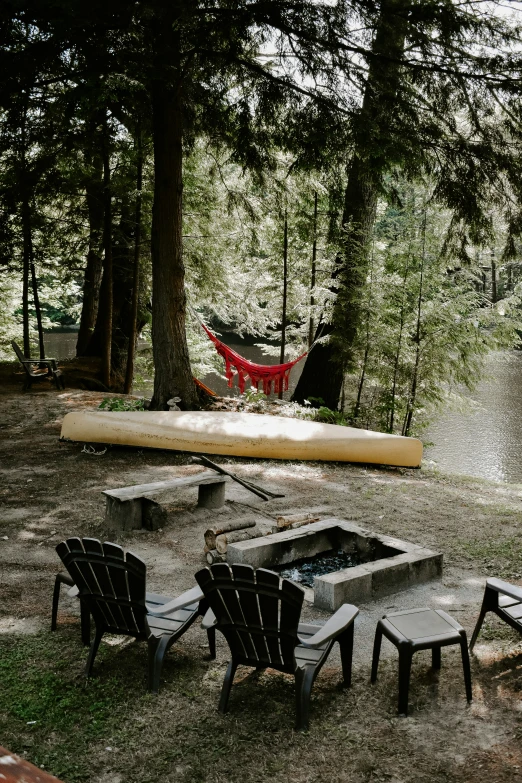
<box><xmin>56</xmin><ymin>538</ymin><xmax>215</xmax><ymax>692</ymax></box>
<box><xmin>469</xmin><ymin>577</ymin><xmax>522</xmax><ymax>650</ymax></box>
<box><xmin>195</xmin><ymin>563</ymin><xmax>359</xmax><ymax>730</ymax></box>
<box><xmin>11</xmin><ymin>340</ymin><xmax>65</xmax><ymax>391</ymax></box>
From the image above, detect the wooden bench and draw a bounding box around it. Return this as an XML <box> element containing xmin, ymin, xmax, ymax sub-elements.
<box><xmin>102</xmin><ymin>471</ymin><xmax>230</xmax><ymax>531</ymax></box>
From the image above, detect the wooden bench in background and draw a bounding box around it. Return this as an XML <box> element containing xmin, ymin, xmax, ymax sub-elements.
<box><xmin>103</xmin><ymin>471</ymin><xmax>230</xmax><ymax>531</ymax></box>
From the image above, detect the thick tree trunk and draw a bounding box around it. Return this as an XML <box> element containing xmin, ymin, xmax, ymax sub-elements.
<box><xmin>292</xmin><ymin>0</ymin><xmax>409</xmax><ymax>408</ymax></box>
<box><xmin>76</xmin><ymin>150</ymin><xmax>104</xmax><ymax>356</ymax></box>
<box><xmin>149</xmin><ymin>74</ymin><xmax>197</xmax><ymax>410</ymax></box>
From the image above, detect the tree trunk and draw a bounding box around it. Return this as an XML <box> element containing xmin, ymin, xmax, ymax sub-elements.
<box><xmin>99</xmin><ymin>119</ymin><xmax>113</xmax><ymax>388</ymax></box>
<box><xmin>292</xmin><ymin>0</ymin><xmax>410</xmax><ymax>409</ymax></box>
<box><xmin>29</xmin><ymin>250</ymin><xmax>45</xmax><ymax>361</ymax></box>
<box><xmin>20</xmin><ymin>98</ymin><xmax>31</xmax><ymax>359</ymax></box>
<box><xmin>308</xmin><ymin>191</ymin><xmax>318</xmax><ymax>348</ymax></box>
<box><xmin>402</xmin><ymin>212</ymin><xmax>426</xmax><ymax>436</ymax></box>
<box><xmin>21</xmin><ymin>197</ymin><xmax>32</xmax><ymax>359</ymax></box>
<box><xmin>278</xmin><ymin>209</ymin><xmax>288</xmax><ymax>399</ymax></box>
<box><xmin>491</xmin><ymin>252</ymin><xmax>497</xmax><ymax>303</ymax></box>
<box><xmin>149</xmin><ymin>41</ymin><xmax>198</xmax><ymax>410</ymax></box>
<box><xmin>124</xmin><ymin>122</ymin><xmax>143</xmax><ymax>395</ymax></box>
<box><xmin>76</xmin><ymin>149</ymin><xmax>104</xmax><ymax>356</ymax></box>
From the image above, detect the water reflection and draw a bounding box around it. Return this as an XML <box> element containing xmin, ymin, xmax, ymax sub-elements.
<box><xmin>426</xmin><ymin>351</ymin><xmax>522</xmax><ymax>484</ymax></box>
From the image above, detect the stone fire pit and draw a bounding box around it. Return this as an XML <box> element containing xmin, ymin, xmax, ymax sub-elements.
<box><xmin>227</xmin><ymin>518</ymin><xmax>442</xmax><ymax>611</ymax></box>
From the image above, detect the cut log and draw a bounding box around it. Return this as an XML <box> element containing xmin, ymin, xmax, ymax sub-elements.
<box><xmin>276</xmin><ymin>513</ymin><xmax>320</xmax><ymax>530</ymax></box>
<box><xmin>204</xmin><ymin>519</ymin><xmax>256</xmax><ymax>550</ymax></box>
<box><xmin>206</xmin><ymin>549</ymin><xmax>225</xmax><ymax>565</ymax></box>
<box><xmin>215</xmin><ymin>528</ymin><xmax>259</xmax><ymax>554</ymax></box>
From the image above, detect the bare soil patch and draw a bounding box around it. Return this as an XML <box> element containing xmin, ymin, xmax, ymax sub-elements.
<box><xmin>0</xmin><ymin>377</ymin><xmax>521</xmax><ymax>783</ymax></box>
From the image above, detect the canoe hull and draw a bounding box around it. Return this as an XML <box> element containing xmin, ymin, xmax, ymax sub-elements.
<box><xmin>60</xmin><ymin>410</ymin><xmax>423</xmax><ymax>467</ymax></box>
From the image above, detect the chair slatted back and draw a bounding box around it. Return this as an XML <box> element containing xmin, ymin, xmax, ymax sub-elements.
<box><xmin>56</xmin><ymin>537</ymin><xmax>148</xmax><ymax>636</ymax></box>
<box><xmin>11</xmin><ymin>341</ymin><xmax>26</xmax><ymax>363</ymax></box>
<box><xmin>195</xmin><ymin>563</ymin><xmax>304</xmax><ymax>673</ymax></box>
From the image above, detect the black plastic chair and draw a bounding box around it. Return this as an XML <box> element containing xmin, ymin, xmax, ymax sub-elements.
<box><xmin>195</xmin><ymin>562</ymin><xmax>359</xmax><ymax>730</ymax></box>
<box><xmin>56</xmin><ymin>537</ymin><xmax>215</xmax><ymax>692</ymax></box>
<box><xmin>12</xmin><ymin>340</ymin><xmax>65</xmax><ymax>391</ymax></box>
<box><xmin>469</xmin><ymin>577</ymin><xmax>522</xmax><ymax>650</ymax></box>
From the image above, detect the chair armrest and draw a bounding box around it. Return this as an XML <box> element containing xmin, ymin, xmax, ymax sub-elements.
<box><xmin>297</xmin><ymin>604</ymin><xmax>359</xmax><ymax>648</ymax></box>
<box><xmin>20</xmin><ymin>359</ymin><xmax>57</xmax><ymax>367</ymax></box>
<box><xmin>487</xmin><ymin>578</ymin><xmax>522</xmax><ymax>603</ymax></box>
<box><xmin>146</xmin><ymin>585</ymin><xmax>204</xmax><ymax>616</ymax></box>
<box><xmin>201</xmin><ymin>608</ymin><xmax>217</xmax><ymax>630</ymax></box>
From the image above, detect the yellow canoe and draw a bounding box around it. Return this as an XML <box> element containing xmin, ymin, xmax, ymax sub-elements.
<box><xmin>60</xmin><ymin>410</ymin><xmax>422</xmax><ymax>467</ymax></box>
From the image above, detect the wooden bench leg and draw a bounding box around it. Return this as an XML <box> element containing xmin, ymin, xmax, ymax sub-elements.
<box><xmin>198</xmin><ymin>480</ymin><xmax>226</xmax><ymax>509</ymax></box>
<box><xmin>105</xmin><ymin>496</ymin><xmax>143</xmax><ymax>530</ymax></box>
<box><xmin>142</xmin><ymin>499</ymin><xmax>167</xmax><ymax>530</ymax></box>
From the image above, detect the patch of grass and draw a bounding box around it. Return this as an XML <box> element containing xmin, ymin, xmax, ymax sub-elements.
<box><xmin>460</xmin><ymin>536</ymin><xmax>522</xmax><ymax>579</ymax></box>
<box><xmin>476</xmin><ymin>617</ymin><xmax>521</xmax><ymax>642</ymax></box>
<box><xmin>0</xmin><ymin>631</ymin><xmax>141</xmax><ymax>781</ymax></box>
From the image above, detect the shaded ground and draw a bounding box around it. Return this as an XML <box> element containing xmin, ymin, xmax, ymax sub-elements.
<box><xmin>0</xmin><ymin>374</ymin><xmax>521</xmax><ymax>783</ymax></box>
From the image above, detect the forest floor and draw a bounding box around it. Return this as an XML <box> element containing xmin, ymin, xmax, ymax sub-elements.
<box><xmin>1</xmin><ymin>364</ymin><xmax>522</xmax><ymax>783</ymax></box>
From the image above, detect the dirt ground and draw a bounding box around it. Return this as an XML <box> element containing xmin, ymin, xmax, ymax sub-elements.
<box><xmin>0</xmin><ymin>366</ymin><xmax>521</xmax><ymax>783</ymax></box>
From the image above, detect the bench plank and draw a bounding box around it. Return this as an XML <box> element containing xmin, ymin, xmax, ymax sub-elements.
<box><xmin>103</xmin><ymin>471</ymin><xmax>229</xmax><ymax>501</ymax></box>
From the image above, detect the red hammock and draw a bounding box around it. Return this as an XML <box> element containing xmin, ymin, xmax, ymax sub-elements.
<box><xmin>201</xmin><ymin>323</ymin><xmax>307</xmax><ymax>395</ymax></box>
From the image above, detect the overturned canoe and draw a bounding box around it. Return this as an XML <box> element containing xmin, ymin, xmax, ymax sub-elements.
<box><xmin>60</xmin><ymin>410</ymin><xmax>422</xmax><ymax>467</ymax></box>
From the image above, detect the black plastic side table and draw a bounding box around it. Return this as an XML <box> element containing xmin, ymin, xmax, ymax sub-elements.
<box><xmin>371</xmin><ymin>607</ymin><xmax>472</xmax><ymax>715</ymax></box>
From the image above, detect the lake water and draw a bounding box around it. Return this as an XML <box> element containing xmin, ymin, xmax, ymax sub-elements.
<box><xmin>43</xmin><ymin>330</ymin><xmax>522</xmax><ymax>484</ymax></box>
<box><xmin>424</xmin><ymin>351</ymin><xmax>522</xmax><ymax>484</ymax></box>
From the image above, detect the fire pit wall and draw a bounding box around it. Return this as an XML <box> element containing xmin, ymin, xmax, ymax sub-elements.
<box><xmin>227</xmin><ymin>518</ymin><xmax>442</xmax><ymax>611</ymax></box>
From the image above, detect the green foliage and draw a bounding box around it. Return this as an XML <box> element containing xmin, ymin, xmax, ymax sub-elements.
<box><xmin>98</xmin><ymin>397</ymin><xmax>145</xmax><ymax>411</ymax></box>
<box><xmin>314</xmin><ymin>406</ymin><xmax>349</xmax><ymax>426</ymax></box>
<box><xmin>343</xmin><ymin>181</ymin><xmax>522</xmax><ymax>436</ymax></box>
<box><xmin>243</xmin><ymin>388</ymin><xmax>268</xmax><ymax>404</ymax></box>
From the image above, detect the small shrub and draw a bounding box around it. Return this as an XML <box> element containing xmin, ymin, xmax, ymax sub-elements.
<box><xmin>314</xmin><ymin>406</ymin><xmax>349</xmax><ymax>426</ymax></box>
<box><xmin>98</xmin><ymin>397</ymin><xmax>146</xmax><ymax>411</ymax></box>
<box><xmin>243</xmin><ymin>387</ymin><xmax>268</xmax><ymax>404</ymax></box>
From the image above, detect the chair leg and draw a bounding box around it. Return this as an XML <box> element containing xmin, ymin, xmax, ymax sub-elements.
<box><xmin>432</xmin><ymin>645</ymin><xmax>441</xmax><ymax>671</ymax></box>
<box><xmin>397</xmin><ymin>646</ymin><xmax>412</xmax><ymax>716</ymax></box>
<box><xmin>218</xmin><ymin>658</ymin><xmax>238</xmax><ymax>714</ymax></box>
<box><xmin>338</xmin><ymin>623</ymin><xmax>355</xmax><ymax>687</ymax></box>
<box><xmin>80</xmin><ymin>602</ymin><xmax>91</xmax><ymax>646</ymax></box>
<box><xmin>51</xmin><ymin>575</ymin><xmax>62</xmax><ymax>631</ymax></box>
<box><xmin>207</xmin><ymin>627</ymin><xmax>216</xmax><ymax>659</ymax></box>
<box><xmin>460</xmin><ymin>634</ymin><xmax>473</xmax><ymax>703</ymax></box>
<box><xmin>371</xmin><ymin>623</ymin><xmax>383</xmax><ymax>683</ymax></box>
<box><xmin>469</xmin><ymin>606</ymin><xmax>488</xmax><ymax>651</ymax></box>
<box><xmin>51</xmin><ymin>572</ymin><xmax>75</xmax><ymax>632</ymax></box>
<box><xmin>148</xmin><ymin>635</ymin><xmax>170</xmax><ymax>694</ymax></box>
<box><xmin>295</xmin><ymin>665</ymin><xmax>315</xmax><ymax>731</ymax></box>
<box><xmin>85</xmin><ymin>626</ymin><xmax>104</xmax><ymax>678</ymax></box>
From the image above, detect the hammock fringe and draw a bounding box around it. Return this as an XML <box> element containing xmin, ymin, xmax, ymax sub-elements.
<box><xmin>201</xmin><ymin>323</ymin><xmax>307</xmax><ymax>395</ymax></box>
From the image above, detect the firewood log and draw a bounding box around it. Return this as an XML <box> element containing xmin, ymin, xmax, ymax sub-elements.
<box><xmin>215</xmin><ymin>528</ymin><xmax>259</xmax><ymax>554</ymax></box>
<box><xmin>204</xmin><ymin>519</ymin><xmax>256</xmax><ymax>550</ymax></box>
